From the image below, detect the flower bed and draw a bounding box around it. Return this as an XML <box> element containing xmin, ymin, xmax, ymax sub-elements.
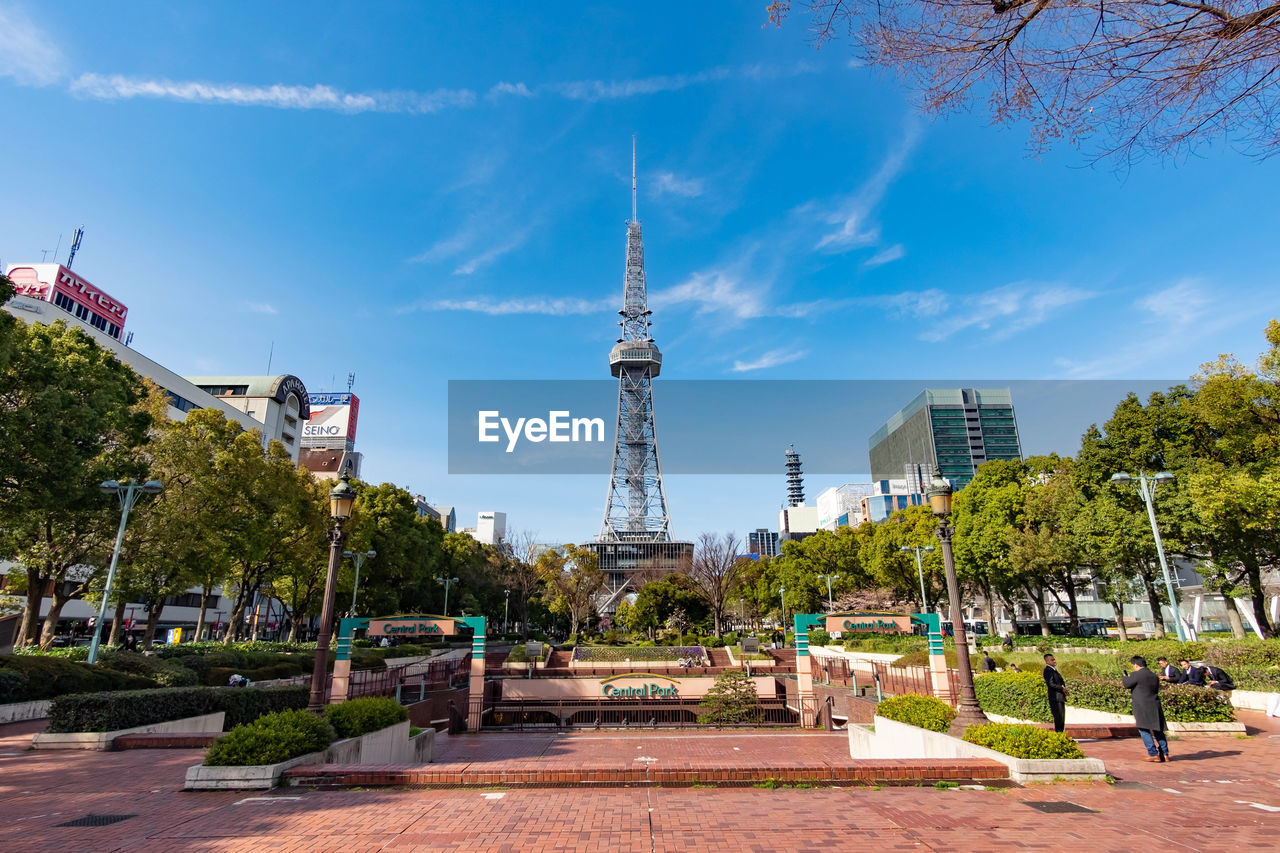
<box><xmin>571</xmin><ymin>646</ymin><xmax>706</xmax><ymax>664</ymax></box>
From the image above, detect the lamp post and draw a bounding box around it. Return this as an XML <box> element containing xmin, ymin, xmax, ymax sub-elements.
<box><xmin>342</xmin><ymin>549</ymin><xmax>377</xmax><ymax>617</ymax></box>
<box><xmin>817</xmin><ymin>574</ymin><xmax>839</xmax><ymax>610</ymax></box>
<box><xmin>739</xmin><ymin>597</ymin><xmax>745</xmax><ymax>630</ymax></box>
<box><xmin>435</xmin><ymin>576</ymin><xmax>459</xmax><ymax>616</ymax></box>
<box><xmin>899</xmin><ymin>544</ymin><xmax>936</xmax><ymax>611</ymax></box>
<box><xmin>308</xmin><ymin>474</ymin><xmax>356</xmax><ymax>711</ymax></box>
<box><xmin>927</xmin><ymin>468</ymin><xmax>988</xmax><ymax>733</ymax></box>
<box><xmin>778</xmin><ymin>587</ymin><xmax>786</xmax><ymax>630</ymax></box>
<box><xmin>88</xmin><ymin>478</ymin><xmax>162</xmax><ymax>665</ymax></box>
<box><xmin>504</xmin><ymin>589</ymin><xmax>511</xmax><ymax>634</ymax></box>
<box><xmin>1111</xmin><ymin>471</ymin><xmax>1186</xmax><ymax>641</ymax></box>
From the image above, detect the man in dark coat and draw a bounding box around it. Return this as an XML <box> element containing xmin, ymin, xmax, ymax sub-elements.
<box><xmin>982</xmin><ymin>651</ymin><xmax>997</xmax><ymax>672</ymax></box>
<box><xmin>1043</xmin><ymin>654</ymin><xmax>1068</xmax><ymax>733</ymax></box>
<box><xmin>1183</xmin><ymin>659</ymin><xmax>1208</xmax><ymax>687</ymax></box>
<box><xmin>1204</xmin><ymin>664</ymin><xmax>1235</xmax><ymax>692</ymax></box>
<box><xmin>1156</xmin><ymin>656</ymin><xmax>1185</xmax><ymax>684</ymax></box>
<box><xmin>1123</xmin><ymin>655</ymin><xmax>1169</xmax><ymax>762</ymax></box>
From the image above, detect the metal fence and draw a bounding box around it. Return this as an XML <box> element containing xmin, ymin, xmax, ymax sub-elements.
<box><xmin>482</xmin><ymin>697</ymin><xmax>801</xmax><ymax>730</ymax></box>
<box><xmin>807</xmin><ymin>657</ymin><xmax>959</xmax><ymax>705</ymax></box>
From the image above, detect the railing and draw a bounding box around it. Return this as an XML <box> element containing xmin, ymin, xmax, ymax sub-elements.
<box><xmin>484</xmin><ymin>697</ymin><xmax>800</xmax><ymax>730</ymax></box>
<box><xmin>396</xmin><ymin>656</ymin><xmax>472</xmax><ymax>702</ymax></box>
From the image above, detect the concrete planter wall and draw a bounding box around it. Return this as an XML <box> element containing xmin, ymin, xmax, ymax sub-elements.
<box><xmin>985</xmin><ymin>707</ymin><xmax>1247</xmax><ymax>735</ymax></box>
<box><xmin>186</xmin><ymin>720</ymin><xmax>432</xmax><ymax>791</ymax></box>
<box><xmin>850</xmin><ymin>715</ymin><xmax>1107</xmax><ymax>784</ymax></box>
<box><xmin>1230</xmin><ymin>689</ymin><xmax>1280</xmax><ymax>715</ymax></box>
<box><xmin>0</xmin><ymin>699</ymin><xmax>52</xmax><ymax>724</ymax></box>
<box><xmin>32</xmin><ymin>712</ymin><xmax>225</xmax><ymax>751</ymax></box>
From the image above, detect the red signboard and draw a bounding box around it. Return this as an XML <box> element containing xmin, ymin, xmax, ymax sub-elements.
<box><xmin>5</xmin><ymin>264</ymin><xmax>128</xmax><ymax>328</ymax></box>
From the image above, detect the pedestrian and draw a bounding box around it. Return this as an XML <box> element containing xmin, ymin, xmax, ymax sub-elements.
<box><xmin>982</xmin><ymin>651</ymin><xmax>997</xmax><ymax>673</ymax></box>
<box><xmin>1156</xmin><ymin>656</ymin><xmax>1185</xmax><ymax>684</ymax></box>
<box><xmin>1001</xmin><ymin>633</ymin><xmax>1014</xmax><ymax>652</ymax></box>
<box><xmin>1183</xmin><ymin>660</ymin><xmax>1208</xmax><ymax>687</ymax></box>
<box><xmin>1043</xmin><ymin>653</ymin><xmax>1068</xmax><ymax>734</ymax></box>
<box><xmin>1122</xmin><ymin>655</ymin><xmax>1169</xmax><ymax>762</ymax></box>
<box><xmin>1204</xmin><ymin>663</ymin><xmax>1235</xmax><ymax>692</ymax></box>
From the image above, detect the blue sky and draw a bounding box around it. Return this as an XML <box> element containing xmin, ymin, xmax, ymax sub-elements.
<box><xmin>2</xmin><ymin>2</ymin><xmax>1278</xmax><ymax>545</ymax></box>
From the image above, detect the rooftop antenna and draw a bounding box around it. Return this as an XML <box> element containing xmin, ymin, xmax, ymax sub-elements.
<box><xmin>266</xmin><ymin>341</ymin><xmax>274</xmax><ymax>375</ymax></box>
<box><xmin>631</xmin><ymin>134</ymin><xmax>637</xmax><ymax>222</ymax></box>
<box><xmin>346</xmin><ymin>372</ymin><xmax>355</xmax><ymax>392</ymax></box>
<box><xmin>51</xmin><ymin>233</ymin><xmax>63</xmax><ymax>265</ymax></box>
<box><xmin>65</xmin><ymin>226</ymin><xmax>85</xmax><ymax>269</ymax></box>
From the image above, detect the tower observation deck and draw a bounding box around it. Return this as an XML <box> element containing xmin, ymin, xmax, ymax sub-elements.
<box><xmin>589</xmin><ymin>140</ymin><xmax>692</xmax><ymax>606</ymax></box>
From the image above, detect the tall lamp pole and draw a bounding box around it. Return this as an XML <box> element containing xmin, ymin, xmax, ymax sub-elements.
<box><xmin>88</xmin><ymin>479</ymin><xmax>162</xmax><ymax>664</ymax></box>
<box><xmin>435</xmin><ymin>576</ymin><xmax>460</xmax><ymax>616</ymax></box>
<box><xmin>504</xmin><ymin>589</ymin><xmax>511</xmax><ymax>634</ymax></box>
<box><xmin>778</xmin><ymin>587</ymin><xmax>786</xmax><ymax>631</ymax></box>
<box><xmin>817</xmin><ymin>574</ymin><xmax>839</xmax><ymax>610</ymax></box>
<box><xmin>342</xmin><ymin>549</ymin><xmax>377</xmax><ymax>617</ymax></box>
<box><xmin>309</xmin><ymin>474</ymin><xmax>357</xmax><ymax>711</ymax></box>
<box><xmin>1111</xmin><ymin>471</ymin><xmax>1186</xmax><ymax>641</ymax></box>
<box><xmin>928</xmin><ymin>469</ymin><xmax>988</xmax><ymax>734</ymax></box>
<box><xmin>899</xmin><ymin>544</ymin><xmax>936</xmax><ymax>612</ymax></box>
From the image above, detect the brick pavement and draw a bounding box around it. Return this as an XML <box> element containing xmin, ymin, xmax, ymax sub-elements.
<box><xmin>1</xmin><ymin>713</ymin><xmax>1277</xmax><ymax>851</ymax></box>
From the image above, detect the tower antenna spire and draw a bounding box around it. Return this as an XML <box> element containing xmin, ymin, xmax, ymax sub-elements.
<box><xmin>631</xmin><ymin>134</ymin><xmax>637</xmax><ymax>222</ymax></box>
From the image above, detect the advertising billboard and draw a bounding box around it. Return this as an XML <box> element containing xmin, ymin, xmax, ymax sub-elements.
<box><xmin>303</xmin><ymin>392</ymin><xmax>360</xmax><ymax>442</ymax></box>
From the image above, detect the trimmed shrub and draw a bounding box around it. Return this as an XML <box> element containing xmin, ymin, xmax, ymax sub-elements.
<box><xmin>203</xmin><ymin>709</ymin><xmax>335</xmax><ymax>766</ymax></box>
<box><xmin>876</xmin><ymin>694</ymin><xmax>956</xmax><ymax>733</ymax></box>
<box><xmin>47</xmin><ymin>685</ymin><xmax>309</xmax><ymax>732</ymax></box>
<box><xmin>0</xmin><ymin>669</ymin><xmax>29</xmax><ymax>703</ymax></box>
<box><xmin>1064</xmin><ymin>676</ymin><xmax>1132</xmax><ymax>715</ymax></box>
<box><xmin>572</xmin><ymin>646</ymin><xmax>706</xmax><ymax>663</ymax></box>
<box><xmin>842</xmin><ymin>634</ymin><xmax>926</xmax><ymax>655</ymax></box>
<box><xmin>807</xmin><ymin>629</ymin><xmax>832</xmax><ymax>647</ymax></box>
<box><xmin>963</xmin><ymin>723</ymin><xmax>1084</xmax><ymax>759</ymax></box>
<box><xmin>697</xmin><ymin>670</ymin><xmax>759</xmax><ymax>726</ymax></box>
<box><xmin>1159</xmin><ymin>683</ymin><xmax>1235</xmax><ymax>722</ymax></box>
<box><xmin>973</xmin><ymin>671</ymin><xmax>1051</xmax><ymax>722</ymax></box>
<box><xmin>0</xmin><ymin>654</ymin><xmax>157</xmax><ymax>702</ymax></box>
<box><xmin>100</xmin><ymin>651</ymin><xmax>199</xmax><ymax>687</ymax></box>
<box><xmin>893</xmin><ymin>649</ymin><xmax>1006</xmax><ymax>671</ymax></box>
<box><xmin>324</xmin><ymin>697</ymin><xmax>408</xmax><ymax>739</ymax></box>
<box><xmin>207</xmin><ymin>662</ymin><xmax>306</xmax><ymax>686</ymax></box>
<box><xmin>1234</xmin><ymin>666</ymin><xmax>1280</xmax><ymax>692</ymax></box>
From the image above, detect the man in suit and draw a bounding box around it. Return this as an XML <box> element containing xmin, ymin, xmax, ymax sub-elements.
<box><xmin>1204</xmin><ymin>663</ymin><xmax>1235</xmax><ymax>692</ymax></box>
<box><xmin>1183</xmin><ymin>659</ymin><xmax>1208</xmax><ymax>687</ymax></box>
<box><xmin>1156</xmin><ymin>656</ymin><xmax>1185</xmax><ymax>684</ymax></box>
<box><xmin>1043</xmin><ymin>653</ymin><xmax>1068</xmax><ymax>733</ymax></box>
<box><xmin>1123</xmin><ymin>656</ymin><xmax>1169</xmax><ymax>762</ymax></box>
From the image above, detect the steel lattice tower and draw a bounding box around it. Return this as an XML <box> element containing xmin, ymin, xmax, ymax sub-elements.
<box><xmin>785</xmin><ymin>445</ymin><xmax>805</xmax><ymax>507</ymax></box>
<box><xmin>598</xmin><ymin>140</ymin><xmax>672</xmax><ymax>543</ymax></box>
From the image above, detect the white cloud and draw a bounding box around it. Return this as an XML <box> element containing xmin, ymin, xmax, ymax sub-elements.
<box><xmin>863</xmin><ymin>244</ymin><xmax>905</xmax><ymax>268</ymax></box>
<box><xmin>815</xmin><ymin>124</ymin><xmax>920</xmax><ymax>251</ymax></box>
<box><xmin>488</xmin><ymin>81</ymin><xmax>533</xmax><ymax>99</ymax></box>
<box><xmin>68</xmin><ymin>73</ymin><xmax>476</xmax><ymax>114</ymax></box>
<box><xmin>0</xmin><ymin>5</ymin><xmax>65</xmax><ymax>85</ymax></box>
<box><xmin>453</xmin><ymin>230</ymin><xmax>530</xmax><ymax>276</ymax></box>
<box><xmin>245</xmin><ymin>302</ymin><xmax>278</xmax><ymax>315</ymax></box>
<box><xmin>651</xmin><ymin>269</ymin><xmax>772</xmax><ymax>321</ymax></box>
<box><xmin>730</xmin><ymin>348</ymin><xmax>808</xmax><ymax>372</ymax></box>
<box><xmin>920</xmin><ymin>283</ymin><xmax>1095</xmax><ymax>342</ymax></box>
<box><xmin>651</xmin><ymin>171</ymin><xmax>704</xmax><ymax>199</ymax></box>
<box><xmin>407</xmin><ymin>296</ymin><xmax>611</xmax><ymax>316</ymax></box>
<box><xmin>549</xmin><ymin>67</ymin><xmax>735</xmax><ymax>101</ymax></box>
<box><xmin>876</xmin><ymin>288</ymin><xmax>948</xmax><ymax>318</ymax></box>
<box><xmin>1136</xmin><ymin>279</ymin><xmax>1209</xmax><ymax>327</ymax></box>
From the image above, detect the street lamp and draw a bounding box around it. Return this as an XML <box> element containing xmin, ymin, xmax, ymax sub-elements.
<box><xmin>928</xmin><ymin>468</ymin><xmax>988</xmax><ymax>733</ymax></box>
<box><xmin>435</xmin><ymin>576</ymin><xmax>460</xmax><ymax>616</ymax></box>
<box><xmin>342</xmin><ymin>549</ymin><xmax>377</xmax><ymax>617</ymax></box>
<box><xmin>88</xmin><ymin>478</ymin><xmax>162</xmax><ymax>664</ymax></box>
<box><xmin>778</xmin><ymin>587</ymin><xmax>786</xmax><ymax>630</ymax></box>
<box><xmin>504</xmin><ymin>588</ymin><xmax>511</xmax><ymax>633</ymax></box>
<box><xmin>899</xmin><ymin>545</ymin><xmax>936</xmax><ymax>611</ymax></box>
<box><xmin>817</xmin><ymin>573</ymin><xmax>839</xmax><ymax>610</ymax></box>
<box><xmin>739</xmin><ymin>597</ymin><xmax>745</xmax><ymax>630</ymax></box>
<box><xmin>1111</xmin><ymin>471</ymin><xmax>1186</xmax><ymax>641</ymax></box>
<box><xmin>309</xmin><ymin>474</ymin><xmax>357</xmax><ymax>711</ymax></box>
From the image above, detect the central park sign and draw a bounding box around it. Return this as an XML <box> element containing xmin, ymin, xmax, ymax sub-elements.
<box><xmin>367</xmin><ymin>618</ymin><xmax>456</xmax><ymax>637</ymax></box>
<box><xmin>599</xmin><ymin>674</ymin><xmax>680</xmax><ymax>699</ymax></box>
<box><xmin>823</xmin><ymin>612</ymin><xmax>913</xmax><ymax>634</ymax></box>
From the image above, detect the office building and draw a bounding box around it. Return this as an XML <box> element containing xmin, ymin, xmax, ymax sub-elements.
<box><xmin>869</xmin><ymin>388</ymin><xmax>1022</xmax><ymax>489</ymax></box>
<box><xmin>187</xmin><ymin>376</ymin><xmax>311</xmax><ymax>462</ymax></box>
<box><xmin>469</xmin><ymin>511</ymin><xmax>507</xmax><ymax>546</ymax></box>
<box><xmin>816</xmin><ymin>483</ymin><xmax>875</xmax><ymax>530</ymax></box>
<box><xmin>747</xmin><ymin>529</ymin><xmax>780</xmax><ymax>558</ymax></box>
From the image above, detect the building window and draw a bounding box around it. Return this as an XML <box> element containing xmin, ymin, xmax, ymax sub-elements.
<box><xmin>53</xmin><ymin>292</ymin><xmax>76</xmax><ymax>312</ymax></box>
<box><xmin>75</xmin><ymin>304</ymin><xmax>90</xmax><ymax>321</ymax></box>
<box><xmin>164</xmin><ymin>390</ymin><xmax>200</xmax><ymax>413</ymax></box>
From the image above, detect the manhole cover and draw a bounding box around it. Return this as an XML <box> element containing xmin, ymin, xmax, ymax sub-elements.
<box><xmin>1024</xmin><ymin>802</ymin><xmax>1097</xmax><ymax>814</ymax></box>
<box><xmin>55</xmin><ymin>814</ymin><xmax>137</xmax><ymax>827</ymax></box>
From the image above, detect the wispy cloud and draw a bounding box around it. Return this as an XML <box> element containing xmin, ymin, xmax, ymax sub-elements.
<box><xmin>874</xmin><ymin>288</ymin><xmax>949</xmax><ymax>318</ymax></box>
<box><xmin>453</xmin><ymin>229</ymin><xmax>530</xmax><ymax>276</ymax></box>
<box><xmin>487</xmin><ymin>81</ymin><xmax>533</xmax><ymax>99</ymax></box>
<box><xmin>921</xmin><ymin>283</ymin><xmax>1095</xmax><ymax>343</ymax></box>
<box><xmin>730</xmin><ymin>348</ymin><xmax>808</xmax><ymax>372</ymax></box>
<box><xmin>542</xmin><ymin>63</ymin><xmax>810</xmax><ymax>102</ymax></box>
<box><xmin>0</xmin><ymin>5</ymin><xmax>65</xmax><ymax>85</ymax></box>
<box><xmin>245</xmin><ymin>302</ymin><xmax>279</xmax><ymax>315</ymax></box>
<box><xmin>815</xmin><ymin>123</ymin><xmax>920</xmax><ymax>251</ymax></box>
<box><xmin>69</xmin><ymin>73</ymin><xmax>475</xmax><ymax>114</ymax></box>
<box><xmin>652</xmin><ymin>171</ymin><xmax>704</xmax><ymax>199</ymax></box>
<box><xmin>1136</xmin><ymin>279</ymin><xmax>1208</xmax><ymax>327</ymax></box>
<box><xmin>403</xmin><ymin>296</ymin><xmax>611</xmax><ymax>316</ymax></box>
<box><xmin>863</xmin><ymin>244</ymin><xmax>905</xmax><ymax>268</ymax></box>
<box><xmin>652</xmin><ymin>269</ymin><xmax>772</xmax><ymax>321</ymax></box>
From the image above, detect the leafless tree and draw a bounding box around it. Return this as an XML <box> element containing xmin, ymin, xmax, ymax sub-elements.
<box><xmin>769</xmin><ymin>0</ymin><xmax>1280</xmax><ymax>162</ymax></box>
<box><xmin>503</xmin><ymin>529</ymin><xmax>545</xmax><ymax>639</ymax></box>
<box><xmin>689</xmin><ymin>532</ymin><xmax>749</xmax><ymax>637</ymax></box>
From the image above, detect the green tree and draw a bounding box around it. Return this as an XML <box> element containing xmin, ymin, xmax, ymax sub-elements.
<box><xmin>631</xmin><ymin>573</ymin><xmax>710</xmax><ymax>637</ymax></box>
<box><xmin>0</xmin><ymin>319</ymin><xmax>152</xmax><ymax>647</ymax></box>
<box><xmin>697</xmin><ymin>669</ymin><xmax>759</xmax><ymax>726</ymax></box>
<box><xmin>861</xmin><ymin>506</ymin><xmax>941</xmax><ymax>610</ymax></box>
<box><xmin>536</xmin><ymin>543</ymin><xmax>604</xmax><ymax>637</ymax></box>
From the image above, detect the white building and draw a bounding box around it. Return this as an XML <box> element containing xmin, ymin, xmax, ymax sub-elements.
<box><xmin>816</xmin><ymin>483</ymin><xmax>875</xmax><ymax>530</ymax></box>
<box><xmin>469</xmin><ymin>511</ymin><xmax>507</xmax><ymax>546</ymax></box>
<box><xmin>778</xmin><ymin>505</ymin><xmax>819</xmax><ymax>542</ymax></box>
<box><xmin>186</xmin><ymin>376</ymin><xmax>310</xmax><ymax>462</ymax></box>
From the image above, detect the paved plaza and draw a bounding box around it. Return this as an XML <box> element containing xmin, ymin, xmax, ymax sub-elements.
<box><xmin>1</xmin><ymin>714</ymin><xmax>1277</xmax><ymax>852</ymax></box>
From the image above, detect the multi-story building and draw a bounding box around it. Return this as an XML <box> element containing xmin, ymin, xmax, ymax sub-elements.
<box><xmin>869</xmin><ymin>388</ymin><xmax>1022</xmax><ymax>489</ymax></box>
<box><xmin>747</xmin><ymin>528</ymin><xmax>780</xmax><ymax>558</ymax></box>
<box><xmin>859</xmin><ymin>479</ymin><xmax>928</xmax><ymax>524</ymax></box>
<box><xmin>816</xmin><ymin>483</ymin><xmax>875</xmax><ymax>530</ymax></box>
<box><xmin>5</xmin><ymin>263</ymin><xmax>128</xmax><ymax>341</ymax></box>
<box><xmin>469</xmin><ymin>511</ymin><xmax>507</xmax><ymax>546</ymax></box>
<box><xmin>296</xmin><ymin>391</ymin><xmax>363</xmax><ymax>480</ymax></box>
<box><xmin>187</xmin><ymin>376</ymin><xmax>310</xmax><ymax>463</ymax></box>
<box><xmin>779</xmin><ymin>504</ymin><xmax>819</xmax><ymax>542</ymax></box>
<box><xmin>414</xmin><ymin>497</ymin><xmax>457</xmax><ymax>533</ymax></box>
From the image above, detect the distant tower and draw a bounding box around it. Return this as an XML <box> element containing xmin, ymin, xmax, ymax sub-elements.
<box><xmin>598</xmin><ymin>138</ymin><xmax>672</xmax><ymax>543</ymax></box>
<box><xmin>785</xmin><ymin>445</ymin><xmax>805</xmax><ymax>507</ymax></box>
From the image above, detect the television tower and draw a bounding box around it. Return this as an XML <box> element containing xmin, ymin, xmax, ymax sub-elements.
<box><xmin>598</xmin><ymin>138</ymin><xmax>672</xmax><ymax>543</ymax></box>
<box><xmin>785</xmin><ymin>445</ymin><xmax>805</xmax><ymax>507</ymax></box>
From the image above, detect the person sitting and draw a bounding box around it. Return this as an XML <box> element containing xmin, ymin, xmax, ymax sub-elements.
<box><xmin>1183</xmin><ymin>661</ymin><xmax>1208</xmax><ymax>687</ymax></box>
<box><xmin>1008</xmin><ymin>663</ymin><xmax>1022</xmax><ymax>673</ymax></box>
<box><xmin>1001</xmin><ymin>633</ymin><xmax>1014</xmax><ymax>652</ymax></box>
<box><xmin>1156</xmin><ymin>656</ymin><xmax>1185</xmax><ymax>684</ymax></box>
<box><xmin>1204</xmin><ymin>664</ymin><xmax>1235</xmax><ymax>692</ymax></box>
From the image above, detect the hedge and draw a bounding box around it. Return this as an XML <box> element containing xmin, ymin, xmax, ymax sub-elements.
<box><xmin>0</xmin><ymin>655</ymin><xmax>157</xmax><ymax>703</ymax></box>
<box><xmin>47</xmin><ymin>685</ymin><xmax>309</xmax><ymax>732</ymax></box>
<box><xmin>843</xmin><ymin>634</ymin><xmax>927</xmax><ymax>655</ymax></box>
<box><xmin>963</xmin><ymin>724</ymin><xmax>1084</xmax><ymax>759</ymax></box>
<box><xmin>324</xmin><ymin>697</ymin><xmax>408</xmax><ymax>739</ymax></box>
<box><xmin>99</xmin><ymin>651</ymin><xmax>199</xmax><ymax>687</ymax></box>
<box><xmin>893</xmin><ymin>649</ymin><xmax>1007</xmax><ymax>671</ymax></box>
<box><xmin>973</xmin><ymin>671</ymin><xmax>1236</xmax><ymax>723</ymax></box>
<box><xmin>203</xmin><ymin>709</ymin><xmax>334</xmax><ymax>767</ymax></box>
<box><xmin>876</xmin><ymin>694</ymin><xmax>956</xmax><ymax>733</ymax></box>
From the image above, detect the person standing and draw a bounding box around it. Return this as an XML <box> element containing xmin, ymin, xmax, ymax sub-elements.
<box><xmin>1123</xmin><ymin>655</ymin><xmax>1169</xmax><ymax>762</ymax></box>
<box><xmin>1156</xmin><ymin>656</ymin><xmax>1185</xmax><ymax>684</ymax></box>
<box><xmin>1043</xmin><ymin>654</ymin><xmax>1068</xmax><ymax>733</ymax></box>
<box><xmin>982</xmin><ymin>651</ymin><xmax>997</xmax><ymax>672</ymax></box>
